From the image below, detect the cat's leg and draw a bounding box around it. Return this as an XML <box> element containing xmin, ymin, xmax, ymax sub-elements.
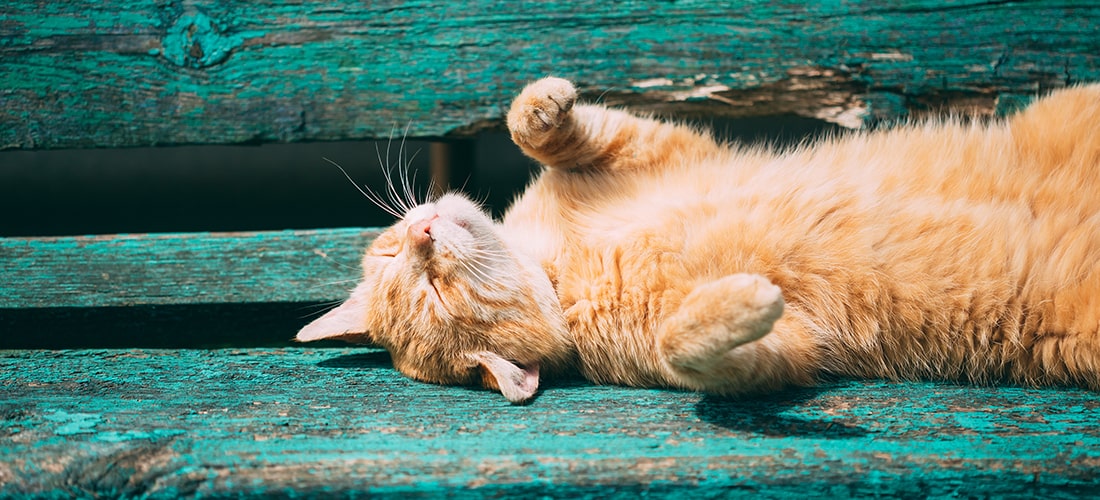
<box><xmin>657</xmin><ymin>273</ymin><xmax>817</xmax><ymax>392</ymax></box>
<box><xmin>507</xmin><ymin>77</ymin><xmax>725</xmax><ymax>172</ymax></box>
<box><xmin>659</xmin><ymin>274</ymin><xmax>784</xmax><ymax>372</ymax></box>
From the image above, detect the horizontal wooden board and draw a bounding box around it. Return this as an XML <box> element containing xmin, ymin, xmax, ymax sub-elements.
<box><xmin>3</xmin><ymin>1</ymin><xmax>1099</xmax><ymax>149</ymax></box>
<box><xmin>0</xmin><ymin>228</ymin><xmax>378</xmax><ymax>309</ymax></box>
<box><xmin>2</xmin><ymin>348</ymin><xmax>1098</xmax><ymax>497</ymax></box>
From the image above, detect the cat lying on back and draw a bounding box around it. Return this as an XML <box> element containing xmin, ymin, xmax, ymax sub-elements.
<box><xmin>297</xmin><ymin>77</ymin><xmax>1100</xmax><ymax>404</ymax></box>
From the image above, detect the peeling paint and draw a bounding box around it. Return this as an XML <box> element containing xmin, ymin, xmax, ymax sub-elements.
<box><xmin>2</xmin><ymin>348</ymin><xmax>1099</xmax><ymax>496</ymax></box>
<box><xmin>814</xmin><ymin>104</ymin><xmax>869</xmax><ymax>129</ymax></box>
<box><xmin>1</xmin><ymin>1</ymin><xmax>1096</xmax><ymax>149</ymax></box>
<box><xmin>870</xmin><ymin>51</ymin><xmax>914</xmax><ymax>62</ymax></box>
<box><xmin>44</xmin><ymin>410</ymin><xmax>101</xmax><ymax>436</ymax></box>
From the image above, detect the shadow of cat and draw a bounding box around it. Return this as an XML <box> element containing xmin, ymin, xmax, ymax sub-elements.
<box><xmin>694</xmin><ymin>385</ymin><xmax>869</xmax><ymax>438</ymax></box>
<box><xmin>314</xmin><ymin>351</ymin><xmax>870</xmax><ymax>437</ymax></box>
<box><xmin>316</xmin><ymin>350</ymin><xmax>593</xmax><ymax>405</ymax></box>
<box><xmin>316</xmin><ymin>350</ymin><xmax>393</xmax><ymax>369</ymax></box>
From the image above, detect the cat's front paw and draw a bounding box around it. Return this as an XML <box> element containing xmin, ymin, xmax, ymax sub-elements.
<box><xmin>507</xmin><ymin>77</ymin><xmax>577</xmax><ymax>148</ymax></box>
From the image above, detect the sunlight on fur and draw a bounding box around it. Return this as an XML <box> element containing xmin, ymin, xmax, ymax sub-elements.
<box><xmin>298</xmin><ymin>77</ymin><xmax>1100</xmax><ymax>404</ymax></box>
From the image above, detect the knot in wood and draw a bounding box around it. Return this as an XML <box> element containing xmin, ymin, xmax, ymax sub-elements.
<box><xmin>163</xmin><ymin>10</ymin><xmax>241</xmax><ymax>68</ymax></box>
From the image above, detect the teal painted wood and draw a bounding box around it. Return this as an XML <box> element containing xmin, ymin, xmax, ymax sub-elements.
<box><xmin>3</xmin><ymin>1</ymin><xmax>1098</xmax><ymax>149</ymax></box>
<box><xmin>0</xmin><ymin>228</ymin><xmax>378</xmax><ymax>309</ymax></box>
<box><xmin>1</xmin><ymin>348</ymin><xmax>1098</xmax><ymax>497</ymax></box>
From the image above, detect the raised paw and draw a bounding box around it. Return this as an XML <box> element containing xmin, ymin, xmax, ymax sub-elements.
<box><xmin>506</xmin><ymin>77</ymin><xmax>577</xmax><ymax>148</ymax></box>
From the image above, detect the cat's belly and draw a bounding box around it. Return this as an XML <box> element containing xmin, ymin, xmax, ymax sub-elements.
<box><xmin>554</xmin><ymin>242</ymin><xmax>693</xmax><ymax>387</ymax></box>
<box><xmin>546</xmin><ymin>159</ymin><xmax>1100</xmax><ymax>388</ymax></box>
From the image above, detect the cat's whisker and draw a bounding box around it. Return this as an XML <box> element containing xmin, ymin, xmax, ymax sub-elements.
<box><xmin>472</xmin><ymin>189</ymin><xmax>492</xmax><ymax>209</ymax></box>
<box><xmin>297</xmin><ymin>300</ymin><xmax>344</xmax><ymax>311</ymax></box>
<box><xmin>307</xmin><ymin>248</ymin><xmax>367</xmax><ymax>274</ymax></box>
<box><xmin>305</xmin><ymin>278</ymin><xmax>362</xmax><ymax>290</ymax></box>
<box><xmin>396</xmin><ymin>122</ymin><xmax>422</xmax><ymax>210</ymax></box>
<box><xmin>467</xmin><ymin>250</ymin><xmax>512</xmax><ymax>261</ymax></box>
<box><xmin>457</xmin><ymin>259</ymin><xmax>511</xmax><ymax>288</ymax></box>
<box><xmin>467</xmin><ymin>244</ymin><xmax>511</xmax><ymax>255</ymax></box>
<box><xmin>393</xmin><ymin>130</ymin><xmax>412</xmax><ymax>208</ymax></box>
<box><xmin>377</xmin><ymin>130</ymin><xmax>413</xmax><ymax>215</ymax></box>
<box><xmin>451</xmin><ymin>254</ymin><xmax>499</xmax><ymax>281</ymax></box>
<box><xmin>327</xmin><ymin>156</ymin><xmax>401</xmax><ymax>218</ymax></box>
<box><xmin>594</xmin><ymin>85</ymin><xmax>618</xmax><ymax>105</ymax></box>
<box><xmin>397</xmin><ymin>159</ymin><xmax>414</xmax><ymax>210</ymax></box>
<box><xmin>461</xmin><ymin>267</ymin><xmax>507</xmax><ymax>289</ymax></box>
<box><xmin>462</xmin><ymin>251</ymin><xmax>512</xmax><ymax>266</ymax></box>
<box><xmin>404</xmin><ymin>151</ymin><xmax>424</xmax><ymax>207</ymax></box>
<box><xmin>367</xmin><ymin>157</ymin><xmax>399</xmax><ymax>217</ymax></box>
<box><xmin>382</xmin><ymin>163</ymin><xmax>410</xmax><ymax>215</ymax></box>
<box><xmin>295</xmin><ymin>300</ymin><xmax>346</xmax><ymax>319</ymax></box>
<box><xmin>452</xmin><ymin>172</ymin><xmax>475</xmax><ymax>200</ymax></box>
<box><xmin>324</xmin><ymin>157</ymin><xmax>405</xmax><ymax>220</ymax></box>
<box><xmin>320</xmin><ymin>258</ymin><xmax>362</xmax><ymax>273</ymax></box>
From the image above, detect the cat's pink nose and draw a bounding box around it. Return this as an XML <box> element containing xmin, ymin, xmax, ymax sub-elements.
<box><xmin>407</xmin><ymin>214</ymin><xmax>439</xmax><ymax>247</ymax></box>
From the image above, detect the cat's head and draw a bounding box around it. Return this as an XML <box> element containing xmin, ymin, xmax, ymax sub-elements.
<box><xmin>296</xmin><ymin>193</ymin><xmax>572</xmax><ymax>404</ymax></box>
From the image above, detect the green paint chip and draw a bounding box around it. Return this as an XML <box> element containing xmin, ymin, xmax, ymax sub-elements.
<box><xmin>44</xmin><ymin>410</ymin><xmax>102</xmax><ymax>436</ymax></box>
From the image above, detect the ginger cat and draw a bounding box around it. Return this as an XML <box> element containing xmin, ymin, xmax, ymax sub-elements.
<box><xmin>297</xmin><ymin>77</ymin><xmax>1100</xmax><ymax>404</ymax></box>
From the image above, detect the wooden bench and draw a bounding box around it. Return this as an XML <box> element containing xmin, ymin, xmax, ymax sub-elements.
<box><xmin>3</xmin><ymin>1</ymin><xmax>1100</xmax><ymax>496</ymax></box>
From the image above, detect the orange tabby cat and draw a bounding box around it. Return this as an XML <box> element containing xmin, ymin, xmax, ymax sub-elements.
<box><xmin>297</xmin><ymin>77</ymin><xmax>1100</xmax><ymax>404</ymax></box>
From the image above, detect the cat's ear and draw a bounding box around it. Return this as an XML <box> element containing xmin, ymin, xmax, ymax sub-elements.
<box><xmin>468</xmin><ymin>351</ymin><xmax>540</xmax><ymax>404</ymax></box>
<box><xmin>295</xmin><ymin>284</ymin><xmax>373</xmax><ymax>344</ymax></box>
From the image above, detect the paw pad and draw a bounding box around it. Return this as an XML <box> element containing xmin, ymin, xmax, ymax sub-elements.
<box><xmin>507</xmin><ymin>77</ymin><xmax>578</xmax><ymax>143</ymax></box>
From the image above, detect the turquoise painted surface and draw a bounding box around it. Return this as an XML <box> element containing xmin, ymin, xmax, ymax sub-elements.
<box><xmin>2</xmin><ymin>348</ymin><xmax>1099</xmax><ymax>497</ymax></box>
<box><xmin>2</xmin><ymin>1</ymin><xmax>1098</xmax><ymax>149</ymax></box>
<box><xmin>0</xmin><ymin>228</ymin><xmax>378</xmax><ymax>308</ymax></box>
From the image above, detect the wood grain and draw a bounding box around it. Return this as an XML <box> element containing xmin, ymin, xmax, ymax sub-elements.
<box><xmin>3</xmin><ymin>1</ymin><xmax>1098</xmax><ymax>149</ymax></box>
<box><xmin>0</xmin><ymin>228</ymin><xmax>377</xmax><ymax>309</ymax></box>
<box><xmin>0</xmin><ymin>228</ymin><xmax>382</xmax><ymax>348</ymax></box>
<box><xmin>2</xmin><ymin>348</ymin><xmax>1098</xmax><ymax>497</ymax></box>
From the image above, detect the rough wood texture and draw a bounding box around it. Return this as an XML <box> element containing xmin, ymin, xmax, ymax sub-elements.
<box><xmin>2</xmin><ymin>348</ymin><xmax>1098</xmax><ymax>497</ymax></box>
<box><xmin>0</xmin><ymin>228</ymin><xmax>376</xmax><ymax>309</ymax></box>
<box><xmin>0</xmin><ymin>229</ymin><xmax>380</xmax><ymax>348</ymax></box>
<box><xmin>3</xmin><ymin>1</ymin><xmax>1098</xmax><ymax>149</ymax></box>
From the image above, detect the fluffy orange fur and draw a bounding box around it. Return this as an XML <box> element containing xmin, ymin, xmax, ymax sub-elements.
<box><xmin>298</xmin><ymin>77</ymin><xmax>1100</xmax><ymax>404</ymax></box>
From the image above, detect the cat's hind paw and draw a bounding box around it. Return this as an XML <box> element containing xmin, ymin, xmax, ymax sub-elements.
<box><xmin>659</xmin><ymin>273</ymin><xmax>785</xmax><ymax>373</ymax></box>
<box><xmin>507</xmin><ymin>77</ymin><xmax>577</xmax><ymax>148</ymax></box>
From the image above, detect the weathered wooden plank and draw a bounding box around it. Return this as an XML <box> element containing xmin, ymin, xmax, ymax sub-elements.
<box><xmin>1</xmin><ymin>348</ymin><xmax>1098</xmax><ymax>497</ymax></box>
<box><xmin>0</xmin><ymin>229</ymin><xmax>381</xmax><ymax>347</ymax></box>
<box><xmin>3</xmin><ymin>1</ymin><xmax>1098</xmax><ymax>149</ymax></box>
<box><xmin>0</xmin><ymin>228</ymin><xmax>377</xmax><ymax>309</ymax></box>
